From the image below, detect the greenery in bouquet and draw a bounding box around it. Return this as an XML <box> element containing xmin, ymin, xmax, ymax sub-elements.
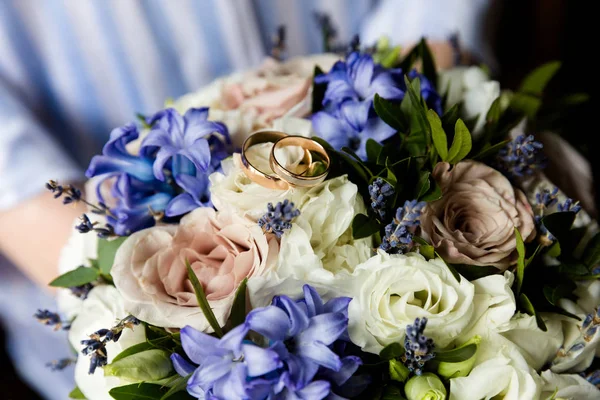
<box><xmin>36</xmin><ymin>35</ymin><xmax>600</xmax><ymax>400</ymax></box>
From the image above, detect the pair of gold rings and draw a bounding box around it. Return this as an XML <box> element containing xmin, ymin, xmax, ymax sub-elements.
<box><xmin>240</xmin><ymin>130</ymin><xmax>330</xmax><ymax>190</ymax></box>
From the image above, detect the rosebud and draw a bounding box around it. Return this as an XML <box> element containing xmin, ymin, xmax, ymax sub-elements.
<box><xmin>405</xmin><ymin>373</ymin><xmax>447</xmax><ymax>400</ymax></box>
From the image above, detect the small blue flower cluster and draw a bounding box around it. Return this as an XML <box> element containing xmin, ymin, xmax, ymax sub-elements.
<box><xmin>311</xmin><ymin>52</ymin><xmax>442</xmax><ymax>159</ymax></box>
<box><xmin>369</xmin><ymin>178</ymin><xmax>394</xmax><ymax>219</ymax></box>
<box><xmin>80</xmin><ymin>315</ymin><xmax>140</xmax><ymax>374</ymax></box>
<box><xmin>496</xmin><ymin>134</ymin><xmax>545</xmax><ymax>179</ymax></box>
<box><xmin>46</xmin><ymin>180</ymin><xmax>82</xmax><ymax>204</ymax></box>
<box><xmin>257</xmin><ymin>200</ymin><xmax>301</xmax><ymax>238</ymax></box>
<box><xmin>534</xmin><ymin>187</ymin><xmax>581</xmax><ymax>241</ymax></box>
<box><xmin>34</xmin><ymin>309</ymin><xmax>69</xmax><ymax>331</ymax></box>
<box><xmin>403</xmin><ymin>317</ymin><xmax>435</xmax><ymax>375</ymax></box>
<box><xmin>86</xmin><ymin>108</ymin><xmax>231</xmax><ymax>236</ymax></box>
<box><xmin>380</xmin><ymin>200</ymin><xmax>426</xmax><ymax>253</ymax></box>
<box><xmin>172</xmin><ymin>285</ymin><xmax>366</xmax><ymax>400</ymax></box>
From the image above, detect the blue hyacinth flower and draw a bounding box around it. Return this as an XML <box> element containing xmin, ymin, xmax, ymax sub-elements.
<box><xmin>142</xmin><ymin>107</ymin><xmax>229</xmax><ymax>181</ymax></box>
<box><xmin>312</xmin><ymin>99</ymin><xmax>396</xmax><ymax>159</ymax></box>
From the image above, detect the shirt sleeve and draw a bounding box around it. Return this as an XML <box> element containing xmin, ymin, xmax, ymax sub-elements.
<box><xmin>0</xmin><ymin>83</ymin><xmax>82</xmax><ymax>210</ymax></box>
<box><xmin>360</xmin><ymin>0</ymin><xmax>497</xmax><ymax>67</ymax></box>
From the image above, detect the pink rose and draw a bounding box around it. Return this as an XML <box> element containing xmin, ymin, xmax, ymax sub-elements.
<box><xmin>112</xmin><ymin>208</ymin><xmax>278</xmax><ymax>331</ymax></box>
<box><xmin>421</xmin><ymin>161</ymin><xmax>536</xmax><ymax>270</ymax></box>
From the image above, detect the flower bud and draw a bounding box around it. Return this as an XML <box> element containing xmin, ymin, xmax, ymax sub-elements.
<box><xmin>405</xmin><ymin>373</ymin><xmax>447</xmax><ymax>400</ymax></box>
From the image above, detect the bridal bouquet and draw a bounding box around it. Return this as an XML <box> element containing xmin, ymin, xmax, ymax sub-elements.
<box><xmin>38</xmin><ymin>39</ymin><xmax>600</xmax><ymax>400</ymax></box>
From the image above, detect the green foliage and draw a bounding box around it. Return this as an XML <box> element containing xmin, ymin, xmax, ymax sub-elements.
<box><xmin>160</xmin><ymin>374</ymin><xmax>192</xmax><ymax>400</ymax></box>
<box><xmin>104</xmin><ymin>349</ymin><xmax>174</xmax><ymax>381</ymax></box>
<box><xmin>97</xmin><ymin>236</ymin><xmax>128</xmax><ymax>275</ymax></box>
<box><xmin>435</xmin><ymin>336</ymin><xmax>481</xmax><ymax>379</ymax></box>
<box><xmin>446</xmin><ymin>119</ymin><xmax>472</xmax><ymax>163</ymax></box>
<box><xmin>69</xmin><ymin>387</ymin><xmax>86</xmax><ymax>399</ymax></box>
<box><xmin>109</xmin><ymin>383</ymin><xmax>192</xmax><ymax>400</ymax></box>
<box><xmin>515</xmin><ymin>228</ymin><xmax>526</xmax><ymax>296</ymax></box>
<box><xmin>352</xmin><ymin>214</ymin><xmax>381</xmax><ymax>239</ymax></box>
<box><xmin>186</xmin><ymin>260</ymin><xmax>224</xmax><ymax>337</ymax></box>
<box><xmin>427</xmin><ymin>110</ymin><xmax>447</xmax><ymax>161</ymax></box>
<box><xmin>229</xmin><ymin>278</ymin><xmax>248</xmax><ymax>329</ymax></box>
<box><xmin>49</xmin><ymin>266</ymin><xmax>99</xmax><ymax>288</ymax></box>
<box><xmin>519</xmin><ymin>293</ymin><xmax>547</xmax><ymax>332</ymax></box>
<box><xmin>311</xmin><ymin>66</ymin><xmax>326</xmax><ymax>113</ymax></box>
<box><xmin>434</xmin><ymin>343</ymin><xmax>478</xmax><ymax>363</ymax></box>
<box><xmin>389</xmin><ymin>359</ymin><xmax>410</xmax><ymax>383</ymax></box>
<box><xmin>379</xmin><ymin>342</ymin><xmax>405</xmax><ymax>361</ymax></box>
<box><xmin>112</xmin><ymin>342</ymin><xmax>155</xmax><ymax>363</ymax></box>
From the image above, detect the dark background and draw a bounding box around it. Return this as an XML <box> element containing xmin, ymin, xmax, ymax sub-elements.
<box><xmin>1</xmin><ymin>1</ymin><xmax>596</xmax><ymax>398</ymax></box>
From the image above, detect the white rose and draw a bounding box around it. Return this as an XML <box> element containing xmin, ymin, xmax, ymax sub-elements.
<box><xmin>450</xmin><ymin>334</ymin><xmax>542</xmax><ymax>400</ymax></box>
<box><xmin>438</xmin><ymin>66</ymin><xmax>500</xmax><ymax>137</ymax></box>
<box><xmin>209</xmin><ymin>151</ymin><xmax>307</xmax><ymax>222</ymax></box>
<box><xmin>540</xmin><ymin>370</ymin><xmax>600</xmax><ymax>399</ymax></box>
<box><xmin>550</xmin><ymin>297</ymin><xmax>600</xmax><ymax>373</ymax></box>
<box><xmin>456</xmin><ymin>272</ymin><xmax>516</xmax><ymax>343</ymax></box>
<box><xmin>347</xmin><ymin>252</ymin><xmax>475</xmax><ymax>353</ymax></box>
<box><xmin>495</xmin><ymin>312</ymin><xmax>563</xmax><ymax>370</ymax></box>
<box><xmin>248</xmin><ymin>175</ymin><xmax>372</xmax><ymax>307</ymax></box>
<box><xmin>69</xmin><ymin>286</ymin><xmax>146</xmax><ymax>400</ymax></box>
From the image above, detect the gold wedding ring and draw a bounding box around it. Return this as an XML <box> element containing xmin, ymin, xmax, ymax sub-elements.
<box><xmin>241</xmin><ymin>130</ymin><xmax>312</xmax><ymax>190</ymax></box>
<box><xmin>270</xmin><ymin>136</ymin><xmax>330</xmax><ymax>187</ymax></box>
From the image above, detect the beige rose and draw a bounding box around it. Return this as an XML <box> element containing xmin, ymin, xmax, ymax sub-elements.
<box><xmin>421</xmin><ymin>161</ymin><xmax>535</xmax><ymax>270</ymax></box>
<box><xmin>174</xmin><ymin>54</ymin><xmax>339</xmax><ymax>146</ymax></box>
<box><xmin>112</xmin><ymin>208</ymin><xmax>278</xmax><ymax>331</ymax></box>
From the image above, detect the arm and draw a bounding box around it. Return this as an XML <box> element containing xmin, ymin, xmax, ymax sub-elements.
<box><xmin>0</xmin><ymin>83</ymin><xmax>85</xmax><ymax>287</ymax></box>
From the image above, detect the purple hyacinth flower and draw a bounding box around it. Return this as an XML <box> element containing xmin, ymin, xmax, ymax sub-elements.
<box><xmin>316</xmin><ymin>51</ymin><xmax>404</xmax><ymax>107</ymax></box>
<box><xmin>178</xmin><ymin>323</ymin><xmax>282</xmax><ymax>400</ymax></box>
<box><xmin>164</xmin><ymin>173</ymin><xmax>212</xmax><ymax>217</ymax></box>
<box><xmin>246</xmin><ymin>286</ymin><xmax>350</xmax><ymax>389</ymax></box>
<box><xmin>142</xmin><ymin>108</ymin><xmax>229</xmax><ymax>181</ymax></box>
<box><xmin>312</xmin><ymin>99</ymin><xmax>395</xmax><ymax>159</ymax></box>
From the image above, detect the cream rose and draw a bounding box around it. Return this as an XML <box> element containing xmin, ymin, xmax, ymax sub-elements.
<box><xmin>173</xmin><ymin>54</ymin><xmax>339</xmax><ymax>146</ymax></box>
<box><xmin>248</xmin><ymin>175</ymin><xmax>372</xmax><ymax>307</ymax></box>
<box><xmin>421</xmin><ymin>161</ymin><xmax>536</xmax><ymax>270</ymax></box>
<box><xmin>112</xmin><ymin>207</ymin><xmax>278</xmax><ymax>331</ymax></box>
<box><xmin>347</xmin><ymin>251</ymin><xmax>475</xmax><ymax>353</ymax></box>
<box><xmin>540</xmin><ymin>370</ymin><xmax>600</xmax><ymax>399</ymax></box>
<box><xmin>69</xmin><ymin>286</ymin><xmax>146</xmax><ymax>400</ymax></box>
<box><xmin>438</xmin><ymin>66</ymin><xmax>501</xmax><ymax>137</ymax></box>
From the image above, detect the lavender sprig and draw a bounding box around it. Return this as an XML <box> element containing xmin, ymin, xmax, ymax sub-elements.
<box><xmin>258</xmin><ymin>200</ymin><xmax>301</xmax><ymax>238</ymax></box>
<box><xmin>34</xmin><ymin>310</ymin><xmax>70</xmax><ymax>331</ymax></box>
<box><xmin>369</xmin><ymin>178</ymin><xmax>394</xmax><ymax>220</ymax></box>
<box><xmin>380</xmin><ymin>200</ymin><xmax>426</xmax><ymax>254</ymax></box>
<box><xmin>402</xmin><ymin>317</ymin><xmax>435</xmax><ymax>375</ymax></box>
<box><xmin>46</xmin><ymin>180</ymin><xmax>111</xmax><ymax>216</ymax></box>
<box><xmin>496</xmin><ymin>135</ymin><xmax>545</xmax><ymax>180</ymax></box>
<box><xmin>46</xmin><ymin>358</ymin><xmax>75</xmax><ymax>371</ymax></box>
<box><xmin>80</xmin><ymin>315</ymin><xmax>141</xmax><ymax>374</ymax></box>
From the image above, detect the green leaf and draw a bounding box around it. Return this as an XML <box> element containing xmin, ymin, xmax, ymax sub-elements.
<box><xmin>352</xmin><ymin>214</ymin><xmax>380</xmax><ymax>240</ymax></box>
<box><xmin>416</xmin><ymin>171</ymin><xmax>431</xmax><ymax>199</ymax></box>
<box><xmin>381</xmin><ymin>385</ymin><xmax>406</xmax><ymax>400</ymax></box>
<box><xmin>510</xmin><ymin>93</ymin><xmax>542</xmax><ymax>118</ymax></box>
<box><xmin>186</xmin><ymin>260</ymin><xmax>224</xmax><ymax>337</ymax></box>
<box><xmin>435</xmin><ymin>343</ymin><xmax>478</xmax><ymax>363</ymax></box>
<box><xmin>436</xmin><ymin>335</ymin><xmax>481</xmax><ymax>379</ymax></box>
<box><xmin>473</xmin><ymin>139</ymin><xmax>511</xmax><ymax>161</ymax></box>
<box><xmin>541</xmin><ymin>212</ymin><xmax>576</xmax><ymax>246</ymax></box>
<box><xmin>104</xmin><ymin>349</ymin><xmax>173</xmax><ymax>381</ymax></box>
<box><xmin>515</xmin><ymin>228</ymin><xmax>526</xmax><ymax>296</ymax></box>
<box><xmin>417</xmin><ymin>38</ymin><xmax>437</xmax><ymax>87</ymax></box>
<box><xmin>420</xmin><ymin>178</ymin><xmax>442</xmax><ymax>202</ymax></box>
<box><xmin>366</xmin><ymin>139</ymin><xmax>384</xmax><ymax>162</ymax></box>
<box><xmin>441</xmin><ymin>103</ymin><xmax>460</xmax><ymax>134</ymax></box>
<box><xmin>229</xmin><ymin>278</ymin><xmax>248</xmax><ymax>329</ymax></box>
<box><xmin>112</xmin><ymin>342</ymin><xmax>155</xmax><ymax>363</ymax></box>
<box><xmin>403</xmin><ymin>76</ymin><xmax>430</xmax><ymax>138</ymax></box>
<box><xmin>311</xmin><ymin>66</ymin><xmax>326</xmax><ymax>113</ymax></box>
<box><xmin>110</xmin><ymin>383</ymin><xmax>191</xmax><ymax>400</ymax></box>
<box><xmin>452</xmin><ymin>264</ymin><xmax>499</xmax><ymax>281</ymax></box>
<box><xmin>160</xmin><ymin>374</ymin><xmax>192</xmax><ymax>400</ymax></box>
<box><xmin>379</xmin><ymin>342</ymin><xmax>405</xmax><ymax>360</ymax></box>
<box><xmin>519</xmin><ymin>293</ymin><xmax>547</xmax><ymax>331</ymax></box>
<box><xmin>373</xmin><ymin>94</ymin><xmax>405</xmax><ymax>131</ymax></box>
<box><xmin>97</xmin><ymin>237</ymin><xmax>128</xmax><ymax>275</ymax></box>
<box><xmin>582</xmin><ymin>232</ymin><xmax>600</xmax><ymax>268</ymax></box>
<box><xmin>49</xmin><ymin>266</ymin><xmax>99</xmax><ymax>288</ymax></box>
<box><xmin>389</xmin><ymin>359</ymin><xmax>410</xmax><ymax>383</ymax></box>
<box><xmin>519</xmin><ymin>61</ymin><xmax>561</xmax><ymax>96</ymax></box>
<box><xmin>413</xmin><ymin>237</ymin><xmax>435</xmax><ymax>260</ymax></box>
<box><xmin>69</xmin><ymin>387</ymin><xmax>86</xmax><ymax>399</ymax></box>
<box><xmin>427</xmin><ymin>110</ymin><xmax>448</xmax><ymax>160</ymax></box>
<box><xmin>447</xmin><ymin>119</ymin><xmax>472</xmax><ymax>163</ymax></box>
<box><xmin>543</xmin><ymin>283</ymin><xmax>576</xmax><ymax>306</ymax></box>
